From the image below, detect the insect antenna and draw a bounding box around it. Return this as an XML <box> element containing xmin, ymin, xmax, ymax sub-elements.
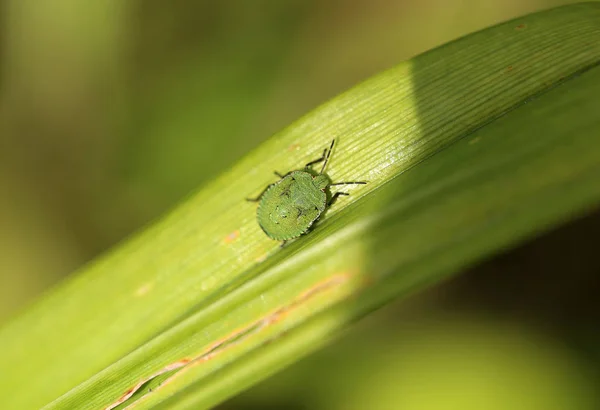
<box><xmin>319</xmin><ymin>139</ymin><xmax>336</xmax><ymax>174</ymax></box>
<box><xmin>330</xmin><ymin>181</ymin><xmax>367</xmax><ymax>186</ymax></box>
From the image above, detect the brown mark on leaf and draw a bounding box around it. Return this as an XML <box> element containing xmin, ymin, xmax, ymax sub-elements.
<box><xmin>134</xmin><ymin>283</ymin><xmax>153</xmax><ymax>297</ymax></box>
<box><xmin>113</xmin><ymin>273</ymin><xmax>352</xmax><ymax>409</ymax></box>
<box><xmin>104</xmin><ymin>359</ymin><xmax>191</xmax><ymax>410</ymax></box>
<box><xmin>223</xmin><ymin>230</ymin><xmax>240</xmax><ymax>244</ymax></box>
<box><xmin>515</xmin><ymin>23</ymin><xmax>527</xmax><ymax>31</ymax></box>
<box><xmin>288</xmin><ymin>143</ymin><xmax>301</xmax><ymax>152</ymax></box>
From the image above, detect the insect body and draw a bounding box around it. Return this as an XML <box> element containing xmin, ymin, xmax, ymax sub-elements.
<box><xmin>247</xmin><ymin>140</ymin><xmax>366</xmax><ymax>245</ymax></box>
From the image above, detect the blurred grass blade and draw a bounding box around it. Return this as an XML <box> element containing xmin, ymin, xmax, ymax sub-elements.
<box><xmin>1</xmin><ymin>3</ymin><xmax>600</xmax><ymax>409</ymax></box>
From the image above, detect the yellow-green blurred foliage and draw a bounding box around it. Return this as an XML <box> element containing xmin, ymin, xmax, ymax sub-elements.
<box><xmin>1</xmin><ymin>0</ymin><xmax>598</xmax><ymax>409</ymax></box>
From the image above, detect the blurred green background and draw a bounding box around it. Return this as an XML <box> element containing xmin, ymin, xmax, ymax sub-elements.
<box><xmin>1</xmin><ymin>0</ymin><xmax>599</xmax><ymax>409</ymax></box>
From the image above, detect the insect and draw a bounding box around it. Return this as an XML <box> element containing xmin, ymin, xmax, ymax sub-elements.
<box><xmin>247</xmin><ymin>139</ymin><xmax>366</xmax><ymax>245</ymax></box>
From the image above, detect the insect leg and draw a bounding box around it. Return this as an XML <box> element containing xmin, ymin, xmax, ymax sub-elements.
<box><xmin>304</xmin><ymin>148</ymin><xmax>327</xmax><ymax>170</ymax></box>
<box><xmin>318</xmin><ymin>139</ymin><xmax>336</xmax><ymax>174</ymax></box>
<box><xmin>328</xmin><ymin>192</ymin><xmax>349</xmax><ymax>206</ymax></box>
<box><xmin>329</xmin><ymin>181</ymin><xmax>367</xmax><ymax>186</ymax></box>
<box><xmin>305</xmin><ymin>139</ymin><xmax>337</xmax><ymax>172</ymax></box>
<box><xmin>280</xmin><ymin>240</ymin><xmax>288</xmax><ymax>248</ymax></box>
<box><xmin>275</xmin><ymin>171</ymin><xmax>297</xmax><ymax>179</ymax></box>
<box><xmin>246</xmin><ymin>183</ymin><xmax>274</xmax><ymax>202</ymax></box>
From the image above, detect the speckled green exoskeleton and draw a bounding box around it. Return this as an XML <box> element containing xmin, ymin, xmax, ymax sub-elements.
<box><xmin>247</xmin><ymin>140</ymin><xmax>366</xmax><ymax>245</ymax></box>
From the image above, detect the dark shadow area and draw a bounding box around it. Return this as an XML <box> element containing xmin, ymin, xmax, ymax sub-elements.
<box><xmin>440</xmin><ymin>205</ymin><xmax>600</xmax><ymax>363</ymax></box>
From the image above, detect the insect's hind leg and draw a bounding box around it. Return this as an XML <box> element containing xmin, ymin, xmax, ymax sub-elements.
<box><xmin>246</xmin><ymin>183</ymin><xmax>274</xmax><ymax>202</ymax></box>
<box><xmin>248</xmin><ymin>170</ymin><xmax>294</xmax><ymax>202</ymax></box>
<box><xmin>327</xmin><ymin>181</ymin><xmax>367</xmax><ymax>206</ymax></box>
<box><xmin>328</xmin><ymin>192</ymin><xmax>349</xmax><ymax>207</ymax></box>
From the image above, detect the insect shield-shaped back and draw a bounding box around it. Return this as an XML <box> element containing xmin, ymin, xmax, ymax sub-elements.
<box><xmin>257</xmin><ymin>171</ymin><xmax>326</xmax><ymax>241</ymax></box>
<box><xmin>247</xmin><ymin>140</ymin><xmax>367</xmax><ymax>245</ymax></box>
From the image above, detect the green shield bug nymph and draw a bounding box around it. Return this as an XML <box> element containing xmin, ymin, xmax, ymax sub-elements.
<box><xmin>247</xmin><ymin>139</ymin><xmax>367</xmax><ymax>245</ymax></box>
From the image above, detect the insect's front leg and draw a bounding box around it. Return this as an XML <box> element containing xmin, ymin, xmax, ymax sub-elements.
<box><xmin>328</xmin><ymin>192</ymin><xmax>349</xmax><ymax>207</ymax></box>
<box><xmin>304</xmin><ymin>148</ymin><xmax>327</xmax><ymax>170</ymax></box>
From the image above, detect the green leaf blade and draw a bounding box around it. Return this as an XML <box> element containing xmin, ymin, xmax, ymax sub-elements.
<box><xmin>0</xmin><ymin>3</ymin><xmax>599</xmax><ymax>409</ymax></box>
<box><xmin>144</xmin><ymin>60</ymin><xmax>600</xmax><ymax>409</ymax></box>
